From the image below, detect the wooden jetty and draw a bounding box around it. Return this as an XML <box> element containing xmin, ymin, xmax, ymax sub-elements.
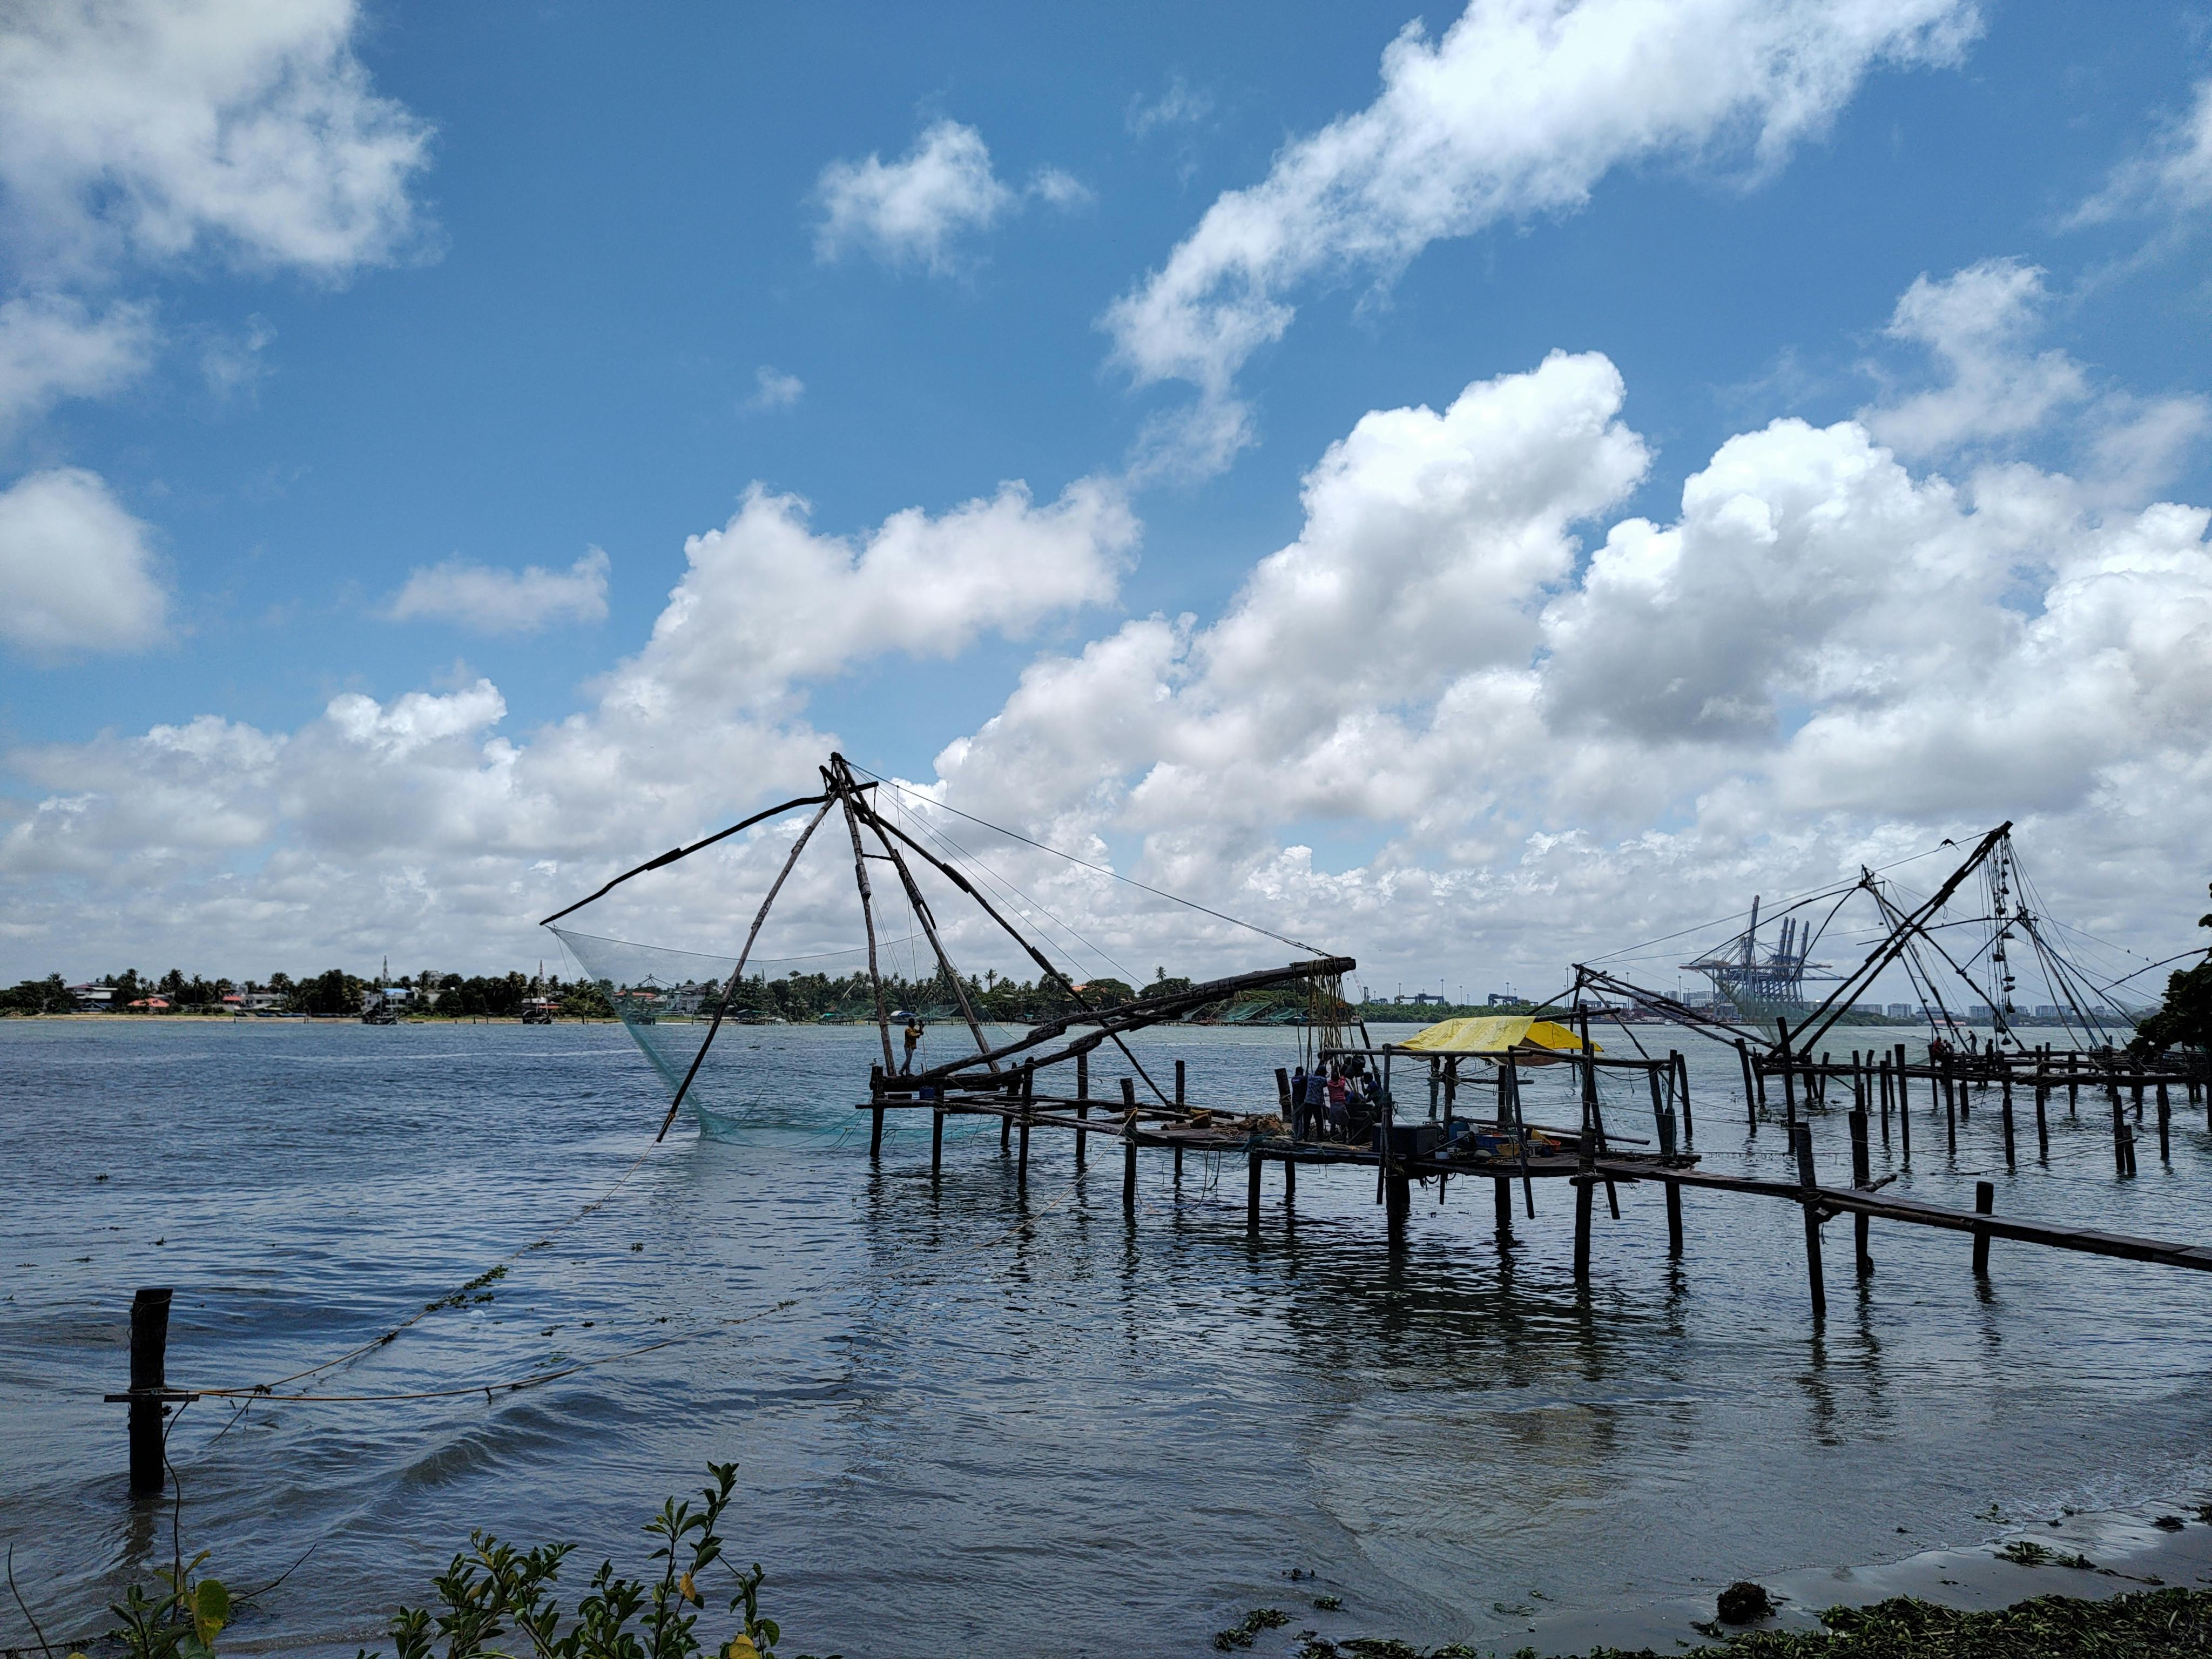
<box><xmin>544</xmin><ymin>770</ymin><xmax>2212</xmax><ymax>1327</ymax></box>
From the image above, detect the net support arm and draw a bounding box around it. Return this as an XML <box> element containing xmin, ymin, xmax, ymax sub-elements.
<box><xmin>847</xmin><ymin>788</ymin><xmax>999</xmax><ymax>1073</ymax></box>
<box><xmin>1789</xmin><ymin>822</ymin><xmax>2011</xmax><ymax>1056</ymax></box>
<box><xmin>539</xmin><ymin>793</ymin><xmax>831</xmax><ymax>926</ymax></box>
<box><xmin>860</xmin><ymin>804</ymin><xmax>1186</xmax><ymax>1107</ymax></box>
<box><xmin>830</xmin><ymin>766</ymin><xmax>898</xmax><ymax>1074</ymax></box>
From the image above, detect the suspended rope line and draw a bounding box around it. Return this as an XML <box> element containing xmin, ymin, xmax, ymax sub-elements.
<box><xmin>848</xmin><ymin>764</ymin><xmax>1326</xmax><ymax>958</ymax></box>
<box><xmin>888</xmin><ymin>794</ymin><xmax>1144</xmax><ymax>988</ymax></box>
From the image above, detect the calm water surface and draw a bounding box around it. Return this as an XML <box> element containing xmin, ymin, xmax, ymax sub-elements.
<box><xmin>4</xmin><ymin>1018</ymin><xmax>2209</xmax><ymax>1656</ymax></box>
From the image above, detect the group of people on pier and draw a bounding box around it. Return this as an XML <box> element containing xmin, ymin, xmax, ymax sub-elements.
<box><xmin>1286</xmin><ymin>1056</ymin><xmax>1386</xmax><ymax>1143</ymax></box>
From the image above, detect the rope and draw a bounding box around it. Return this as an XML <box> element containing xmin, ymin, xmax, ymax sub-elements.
<box><xmin>849</xmin><ymin>765</ymin><xmax>1326</xmax><ymax>959</ymax></box>
<box><xmin>197</xmin><ymin>1137</ymin><xmax>666</xmax><ymax>1444</ymax></box>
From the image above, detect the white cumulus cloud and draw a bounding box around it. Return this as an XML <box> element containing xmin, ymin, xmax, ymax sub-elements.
<box><xmin>0</xmin><ymin>467</ymin><xmax>167</xmax><ymax>656</ymax></box>
<box><xmin>815</xmin><ymin>119</ymin><xmax>1015</xmax><ymax>273</ymax></box>
<box><xmin>0</xmin><ymin>0</ymin><xmax>433</xmax><ymax>280</ymax></box>
<box><xmin>0</xmin><ymin>293</ymin><xmax>157</xmax><ymax>434</ymax></box>
<box><xmin>387</xmin><ymin>548</ymin><xmax>611</xmax><ymax>635</ymax></box>
<box><xmin>1109</xmin><ymin>0</ymin><xmax>1978</xmax><ymax>476</ymax></box>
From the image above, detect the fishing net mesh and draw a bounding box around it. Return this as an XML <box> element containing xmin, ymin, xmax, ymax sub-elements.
<box><xmin>549</xmin><ymin>925</ymin><xmax>996</xmax><ymax>1132</ymax></box>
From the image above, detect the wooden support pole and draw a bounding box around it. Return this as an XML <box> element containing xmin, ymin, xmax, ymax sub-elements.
<box><xmin>1175</xmin><ymin>1058</ymin><xmax>1186</xmax><ymax>1107</ymax></box>
<box><xmin>129</xmin><ymin>1286</ymin><xmax>172</xmax><ymax>1496</ymax></box>
<box><xmin>1246</xmin><ymin>1149</ymin><xmax>1261</xmax><ymax>1231</ymax></box>
<box><xmin>1494</xmin><ymin>1175</ymin><xmax>1513</xmax><ymax>1242</ymax></box>
<box><xmin>1121</xmin><ymin>1076</ymin><xmax>1137</xmax><ymax>1211</ymax></box>
<box><xmin>1849</xmin><ymin>1109</ymin><xmax>1873</xmax><ymax>1277</ymax></box>
<box><xmin>1778</xmin><ymin>1019</ymin><xmax>1798</xmax><ymax>1131</ymax></box>
<box><xmin>871</xmin><ymin>1106</ymin><xmax>885</xmax><ymax>1159</ymax></box>
<box><xmin>1795</xmin><ymin>1124</ymin><xmax>1826</xmax><ymax>1320</ymax></box>
<box><xmin>1074</xmin><ymin>1051</ymin><xmax>1090</xmax><ymax>1169</ymax></box>
<box><xmin>1283</xmin><ymin>1156</ymin><xmax>1295</xmax><ymax>1207</ymax></box>
<box><xmin>1738</xmin><ymin>1038</ymin><xmax>1759</xmax><ymax>1130</ymax></box>
<box><xmin>1665</xmin><ymin>1177</ymin><xmax>1684</xmax><ymax>1258</ymax></box>
<box><xmin>1173</xmin><ymin>1144</ymin><xmax>1183</xmax><ymax>1181</ymax></box>
<box><xmin>1505</xmin><ymin>1056</ymin><xmax>1535</xmax><ymax>1219</ymax></box>
<box><xmin>1385</xmin><ymin>1170</ymin><xmax>1411</xmax><ymax>1228</ymax></box>
<box><xmin>1877</xmin><ymin>1058</ymin><xmax>1891</xmax><ymax>1148</ymax></box>
<box><xmin>2157</xmin><ymin>1083</ymin><xmax>2171</xmax><ymax>1164</ymax></box>
<box><xmin>932</xmin><ymin>1104</ymin><xmax>945</xmax><ymax>1176</ymax></box>
<box><xmin>2035</xmin><ymin>1063</ymin><xmax>2049</xmax><ymax>1164</ymax></box>
<box><xmin>2068</xmin><ymin>1054</ymin><xmax>2079</xmax><ymax>1115</ymax></box>
<box><xmin>2112</xmin><ymin>1083</ymin><xmax>2130</xmax><ymax>1176</ymax></box>
<box><xmin>2000</xmin><ymin>1077</ymin><xmax>2016</xmax><ymax>1171</ymax></box>
<box><xmin>1972</xmin><ymin>1181</ymin><xmax>1994</xmax><ymax>1278</ymax></box>
<box><xmin>1945</xmin><ymin>1072</ymin><xmax>1957</xmax><ymax>1155</ymax></box>
<box><xmin>1675</xmin><ymin>1050</ymin><xmax>1693</xmax><ymax>1143</ymax></box>
<box><xmin>1572</xmin><ymin>1174</ymin><xmax>1594</xmax><ymax>1283</ymax></box>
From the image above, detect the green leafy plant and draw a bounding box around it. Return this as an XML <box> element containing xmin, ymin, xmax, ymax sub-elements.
<box><xmin>372</xmin><ymin>1462</ymin><xmax>831</xmax><ymax>1659</ymax></box>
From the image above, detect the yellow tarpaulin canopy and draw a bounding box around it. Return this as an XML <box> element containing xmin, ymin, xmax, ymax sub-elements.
<box><xmin>1394</xmin><ymin>1015</ymin><xmax>1599</xmax><ymax>1058</ymax></box>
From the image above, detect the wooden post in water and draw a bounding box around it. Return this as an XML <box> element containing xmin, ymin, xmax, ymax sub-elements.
<box><xmin>2035</xmin><ymin>1059</ymin><xmax>2049</xmax><ymax>1164</ymax></box>
<box><xmin>1898</xmin><ymin>1053</ymin><xmax>1911</xmax><ymax>1160</ymax></box>
<box><xmin>1849</xmin><ymin>1108</ymin><xmax>1873</xmax><ymax>1277</ymax></box>
<box><xmin>1672</xmin><ymin>1051</ymin><xmax>1692</xmax><ymax>1143</ymax></box>
<box><xmin>932</xmin><ymin>1101</ymin><xmax>945</xmax><ymax>1176</ymax></box>
<box><xmin>1283</xmin><ymin>1155</ymin><xmax>1294</xmax><ymax>1209</ymax></box>
<box><xmin>1505</xmin><ymin>1055</ymin><xmax>1535</xmax><ymax>1219</ymax></box>
<box><xmin>1494</xmin><ymin>1176</ymin><xmax>1513</xmax><ymax>1243</ymax></box>
<box><xmin>126</xmin><ymin>1287</ymin><xmax>173</xmax><ymax>1496</ymax></box>
<box><xmin>1076</xmin><ymin>1051</ymin><xmax>1089</xmax><ymax>1169</ymax></box>
<box><xmin>1738</xmin><ymin>1038</ymin><xmax>1757</xmax><ymax>1130</ymax></box>
<box><xmin>1121</xmin><ymin>1077</ymin><xmax>1137</xmax><ymax>1211</ymax></box>
<box><xmin>1972</xmin><ymin>1181</ymin><xmax>1994</xmax><ymax>1278</ymax></box>
<box><xmin>1175</xmin><ymin>1058</ymin><xmax>1186</xmax><ymax>1108</ymax></box>
<box><xmin>2157</xmin><ymin>1082</ymin><xmax>2171</xmax><ymax>1164</ymax></box>
<box><xmin>1246</xmin><ymin>1149</ymin><xmax>1261</xmax><ymax>1231</ymax></box>
<box><xmin>1660</xmin><ymin>1105</ymin><xmax>1684</xmax><ymax>1257</ymax></box>
<box><xmin>870</xmin><ymin>1064</ymin><xmax>886</xmax><ymax>1161</ymax></box>
<box><xmin>1016</xmin><ymin>1063</ymin><xmax>1033</xmax><ymax>1182</ymax></box>
<box><xmin>2000</xmin><ymin>1076</ymin><xmax>2016</xmax><ymax>1171</ymax></box>
<box><xmin>2067</xmin><ymin>1052</ymin><xmax>2079</xmax><ymax>1116</ymax></box>
<box><xmin>2112</xmin><ymin>1081</ymin><xmax>2130</xmax><ymax>1176</ymax></box>
<box><xmin>1794</xmin><ymin>1124</ymin><xmax>1825</xmax><ymax>1320</ymax></box>
<box><xmin>1572</xmin><ymin>1172</ymin><xmax>1594</xmax><ymax>1284</ymax></box>
<box><xmin>1944</xmin><ymin>1071</ymin><xmax>1957</xmax><ymax>1155</ymax></box>
<box><xmin>1777</xmin><ymin>1019</ymin><xmax>1798</xmax><ymax>1131</ymax></box>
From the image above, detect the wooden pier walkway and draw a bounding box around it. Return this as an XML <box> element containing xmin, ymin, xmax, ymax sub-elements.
<box><xmin>862</xmin><ymin>1038</ymin><xmax>2212</xmax><ymax>1325</ymax></box>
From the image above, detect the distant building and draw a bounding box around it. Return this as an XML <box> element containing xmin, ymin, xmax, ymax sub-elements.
<box><xmin>1486</xmin><ymin>993</ymin><xmax>1520</xmax><ymax>1007</ymax></box>
<box><xmin>1886</xmin><ymin>1003</ymin><xmax>1914</xmax><ymax>1018</ymax></box>
<box><xmin>2033</xmin><ymin>1005</ymin><xmax>2062</xmax><ymax>1019</ymax></box>
<box><xmin>1400</xmin><ymin>991</ymin><xmax>1446</xmax><ymax>1007</ymax></box>
<box><xmin>1852</xmin><ymin>1002</ymin><xmax>1884</xmax><ymax>1016</ymax></box>
<box><xmin>1970</xmin><ymin>1003</ymin><xmax>1997</xmax><ymax>1021</ymax></box>
<box><xmin>69</xmin><ymin>983</ymin><xmax>112</xmax><ymax>1009</ymax></box>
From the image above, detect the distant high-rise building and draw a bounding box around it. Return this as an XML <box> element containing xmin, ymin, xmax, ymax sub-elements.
<box><xmin>1887</xmin><ymin>1003</ymin><xmax>1914</xmax><ymax>1017</ymax></box>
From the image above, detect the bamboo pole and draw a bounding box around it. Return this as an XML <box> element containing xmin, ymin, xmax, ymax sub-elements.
<box><xmin>830</xmin><ymin>771</ymin><xmax>896</xmax><ymax>1073</ymax></box>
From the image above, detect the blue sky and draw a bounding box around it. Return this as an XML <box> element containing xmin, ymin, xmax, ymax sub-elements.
<box><xmin>3</xmin><ymin>0</ymin><xmax>2210</xmax><ymax>996</ymax></box>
